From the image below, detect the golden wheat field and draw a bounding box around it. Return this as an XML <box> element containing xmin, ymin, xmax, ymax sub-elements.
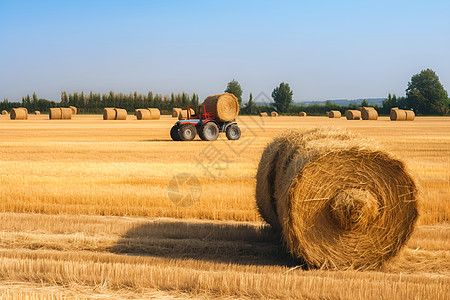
<box><xmin>0</xmin><ymin>113</ymin><xmax>449</xmax><ymax>299</ymax></box>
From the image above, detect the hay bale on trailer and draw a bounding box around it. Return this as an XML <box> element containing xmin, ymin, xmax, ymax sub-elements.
<box><xmin>103</xmin><ymin>108</ymin><xmax>117</xmax><ymax>120</ymax></box>
<box><xmin>345</xmin><ymin>110</ymin><xmax>361</xmax><ymax>120</ymax></box>
<box><xmin>299</xmin><ymin>112</ymin><xmax>307</xmax><ymax>117</ymax></box>
<box><xmin>10</xmin><ymin>108</ymin><xmax>28</xmax><ymax>120</ymax></box>
<box><xmin>271</xmin><ymin>111</ymin><xmax>279</xmax><ymax>117</ymax></box>
<box><xmin>172</xmin><ymin>108</ymin><xmax>182</xmax><ymax>117</ymax></box>
<box><xmin>148</xmin><ymin>108</ymin><xmax>160</xmax><ymax>120</ymax></box>
<box><xmin>405</xmin><ymin>110</ymin><xmax>415</xmax><ymax>121</ymax></box>
<box><xmin>390</xmin><ymin>109</ymin><xmax>407</xmax><ymax>121</ymax></box>
<box><xmin>329</xmin><ymin>110</ymin><xmax>341</xmax><ymax>118</ymax></box>
<box><xmin>69</xmin><ymin>106</ymin><xmax>77</xmax><ymax>115</ymax></box>
<box><xmin>260</xmin><ymin>112</ymin><xmax>268</xmax><ymax>117</ymax></box>
<box><xmin>136</xmin><ymin>109</ymin><xmax>150</xmax><ymax>120</ymax></box>
<box><xmin>361</xmin><ymin>107</ymin><xmax>378</xmax><ymax>120</ymax></box>
<box><xmin>2</xmin><ymin>110</ymin><xmax>8</xmax><ymax>115</ymax></box>
<box><xmin>202</xmin><ymin>93</ymin><xmax>239</xmax><ymax>122</ymax></box>
<box><xmin>255</xmin><ymin>127</ymin><xmax>419</xmax><ymax>269</ymax></box>
<box><xmin>178</xmin><ymin>110</ymin><xmax>188</xmax><ymax>120</ymax></box>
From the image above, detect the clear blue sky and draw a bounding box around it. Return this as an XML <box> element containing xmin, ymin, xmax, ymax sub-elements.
<box><xmin>1</xmin><ymin>0</ymin><xmax>449</xmax><ymax>103</ymax></box>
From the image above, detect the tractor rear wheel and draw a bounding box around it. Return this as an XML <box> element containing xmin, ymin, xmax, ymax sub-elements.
<box><xmin>179</xmin><ymin>124</ymin><xmax>197</xmax><ymax>141</ymax></box>
<box><xmin>226</xmin><ymin>124</ymin><xmax>241</xmax><ymax>140</ymax></box>
<box><xmin>199</xmin><ymin>122</ymin><xmax>219</xmax><ymax>141</ymax></box>
<box><xmin>170</xmin><ymin>125</ymin><xmax>181</xmax><ymax>141</ymax></box>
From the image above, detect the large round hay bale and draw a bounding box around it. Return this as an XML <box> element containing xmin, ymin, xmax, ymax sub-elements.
<box><xmin>390</xmin><ymin>109</ymin><xmax>407</xmax><ymax>121</ymax></box>
<box><xmin>271</xmin><ymin>111</ymin><xmax>279</xmax><ymax>117</ymax></box>
<box><xmin>178</xmin><ymin>110</ymin><xmax>188</xmax><ymax>120</ymax></box>
<box><xmin>114</xmin><ymin>108</ymin><xmax>127</xmax><ymax>120</ymax></box>
<box><xmin>345</xmin><ymin>110</ymin><xmax>361</xmax><ymax>120</ymax></box>
<box><xmin>49</xmin><ymin>108</ymin><xmax>62</xmax><ymax>119</ymax></box>
<box><xmin>325</xmin><ymin>111</ymin><xmax>330</xmax><ymax>117</ymax></box>
<box><xmin>148</xmin><ymin>108</ymin><xmax>161</xmax><ymax>120</ymax></box>
<box><xmin>329</xmin><ymin>110</ymin><xmax>341</xmax><ymax>118</ymax></box>
<box><xmin>2</xmin><ymin>110</ymin><xmax>8</xmax><ymax>115</ymax></box>
<box><xmin>391</xmin><ymin>107</ymin><xmax>399</xmax><ymax>111</ymax></box>
<box><xmin>405</xmin><ymin>110</ymin><xmax>415</xmax><ymax>121</ymax></box>
<box><xmin>61</xmin><ymin>108</ymin><xmax>72</xmax><ymax>119</ymax></box>
<box><xmin>136</xmin><ymin>109</ymin><xmax>150</xmax><ymax>120</ymax></box>
<box><xmin>172</xmin><ymin>108</ymin><xmax>182</xmax><ymax>117</ymax></box>
<box><xmin>299</xmin><ymin>112</ymin><xmax>307</xmax><ymax>117</ymax></box>
<box><xmin>260</xmin><ymin>112</ymin><xmax>268</xmax><ymax>117</ymax></box>
<box><xmin>202</xmin><ymin>93</ymin><xmax>239</xmax><ymax>122</ymax></box>
<box><xmin>255</xmin><ymin>127</ymin><xmax>419</xmax><ymax>269</ymax></box>
<box><xmin>69</xmin><ymin>106</ymin><xmax>77</xmax><ymax>115</ymax></box>
<box><xmin>34</xmin><ymin>111</ymin><xmax>40</xmax><ymax>115</ymax></box>
<box><xmin>10</xmin><ymin>108</ymin><xmax>28</xmax><ymax>120</ymax></box>
<box><xmin>103</xmin><ymin>108</ymin><xmax>117</xmax><ymax>120</ymax></box>
<box><xmin>361</xmin><ymin>108</ymin><xmax>378</xmax><ymax>120</ymax></box>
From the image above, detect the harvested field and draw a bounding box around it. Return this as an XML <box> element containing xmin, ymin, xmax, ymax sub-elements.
<box><xmin>0</xmin><ymin>114</ymin><xmax>448</xmax><ymax>298</ymax></box>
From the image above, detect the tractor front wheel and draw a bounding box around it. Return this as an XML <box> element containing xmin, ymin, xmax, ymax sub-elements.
<box><xmin>199</xmin><ymin>122</ymin><xmax>219</xmax><ymax>141</ymax></box>
<box><xmin>179</xmin><ymin>124</ymin><xmax>197</xmax><ymax>141</ymax></box>
<box><xmin>226</xmin><ymin>124</ymin><xmax>241</xmax><ymax>140</ymax></box>
<box><xmin>170</xmin><ymin>125</ymin><xmax>181</xmax><ymax>141</ymax></box>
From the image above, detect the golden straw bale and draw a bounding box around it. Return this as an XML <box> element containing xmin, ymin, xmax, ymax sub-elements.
<box><xmin>345</xmin><ymin>110</ymin><xmax>361</xmax><ymax>120</ymax></box>
<box><xmin>34</xmin><ymin>111</ymin><xmax>40</xmax><ymax>115</ymax></box>
<box><xmin>391</xmin><ymin>107</ymin><xmax>399</xmax><ymax>111</ymax></box>
<box><xmin>255</xmin><ymin>127</ymin><xmax>419</xmax><ymax>269</ymax></box>
<box><xmin>49</xmin><ymin>108</ymin><xmax>62</xmax><ymax>119</ymax></box>
<box><xmin>202</xmin><ymin>93</ymin><xmax>239</xmax><ymax>122</ymax></box>
<box><xmin>390</xmin><ymin>109</ymin><xmax>407</xmax><ymax>121</ymax></box>
<box><xmin>61</xmin><ymin>108</ymin><xmax>72</xmax><ymax>119</ymax></box>
<box><xmin>172</xmin><ymin>108</ymin><xmax>182</xmax><ymax>117</ymax></box>
<box><xmin>329</xmin><ymin>110</ymin><xmax>341</xmax><ymax>118</ymax></box>
<box><xmin>271</xmin><ymin>111</ymin><xmax>279</xmax><ymax>117</ymax></box>
<box><xmin>147</xmin><ymin>108</ymin><xmax>161</xmax><ymax>120</ymax></box>
<box><xmin>405</xmin><ymin>110</ymin><xmax>415</xmax><ymax>121</ymax></box>
<box><xmin>178</xmin><ymin>110</ymin><xmax>188</xmax><ymax>120</ymax></box>
<box><xmin>69</xmin><ymin>106</ymin><xmax>77</xmax><ymax>115</ymax></box>
<box><xmin>114</xmin><ymin>108</ymin><xmax>127</xmax><ymax>120</ymax></box>
<box><xmin>1</xmin><ymin>110</ymin><xmax>7</xmax><ymax>115</ymax></box>
<box><xmin>361</xmin><ymin>107</ymin><xmax>378</xmax><ymax>120</ymax></box>
<box><xmin>10</xmin><ymin>108</ymin><xmax>28</xmax><ymax>120</ymax></box>
<box><xmin>299</xmin><ymin>112</ymin><xmax>307</xmax><ymax>117</ymax></box>
<box><xmin>260</xmin><ymin>112</ymin><xmax>268</xmax><ymax>117</ymax></box>
<box><xmin>103</xmin><ymin>108</ymin><xmax>117</xmax><ymax>120</ymax></box>
<box><xmin>136</xmin><ymin>109</ymin><xmax>150</xmax><ymax>120</ymax></box>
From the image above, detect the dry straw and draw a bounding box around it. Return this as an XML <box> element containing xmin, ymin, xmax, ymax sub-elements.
<box><xmin>178</xmin><ymin>110</ymin><xmax>188</xmax><ymax>120</ymax></box>
<box><xmin>69</xmin><ymin>106</ymin><xmax>77</xmax><ymax>115</ymax></box>
<box><xmin>345</xmin><ymin>110</ymin><xmax>361</xmax><ymax>120</ymax></box>
<box><xmin>172</xmin><ymin>108</ymin><xmax>182</xmax><ymax>117</ymax></box>
<box><xmin>271</xmin><ymin>111</ymin><xmax>279</xmax><ymax>117</ymax></box>
<box><xmin>136</xmin><ymin>109</ymin><xmax>150</xmax><ymax>120</ymax></box>
<box><xmin>61</xmin><ymin>108</ymin><xmax>72</xmax><ymax>119</ymax></box>
<box><xmin>1</xmin><ymin>110</ymin><xmax>7</xmax><ymax>115</ymax></box>
<box><xmin>114</xmin><ymin>108</ymin><xmax>127</xmax><ymax>120</ymax></box>
<box><xmin>299</xmin><ymin>112</ymin><xmax>307</xmax><ymax>117</ymax></box>
<box><xmin>34</xmin><ymin>111</ymin><xmax>40</xmax><ymax>115</ymax></box>
<box><xmin>49</xmin><ymin>108</ymin><xmax>72</xmax><ymax>119</ymax></box>
<box><xmin>148</xmin><ymin>108</ymin><xmax>161</xmax><ymax>120</ymax></box>
<box><xmin>202</xmin><ymin>93</ymin><xmax>239</xmax><ymax>122</ymax></box>
<box><xmin>10</xmin><ymin>108</ymin><xmax>28</xmax><ymax>120</ymax></box>
<box><xmin>329</xmin><ymin>110</ymin><xmax>341</xmax><ymax>118</ymax></box>
<box><xmin>405</xmin><ymin>110</ymin><xmax>415</xmax><ymax>121</ymax></box>
<box><xmin>390</xmin><ymin>109</ymin><xmax>407</xmax><ymax>121</ymax></box>
<box><xmin>255</xmin><ymin>127</ymin><xmax>419</xmax><ymax>269</ymax></box>
<box><xmin>260</xmin><ymin>112</ymin><xmax>268</xmax><ymax>117</ymax></box>
<box><xmin>103</xmin><ymin>108</ymin><xmax>117</xmax><ymax>120</ymax></box>
<box><xmin>361</xmin><ymin>107</ymin><xmax>378</xmax><ymax>120</ymax></box>
<box><xmin>326</xmin><ymin>111</ymin><xmax>330</xmax><ymax>117</ymax></box>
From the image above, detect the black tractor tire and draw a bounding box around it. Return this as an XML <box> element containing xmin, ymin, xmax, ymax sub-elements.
<box><xmin>226</xmin><ymin>124</ymin><xmax>241</xmax><ymax>140</ymax></box>
<box><xmin>179</xmin><ymin>124</ymin><xmax>197</xmax><ymax>141</ymax></box>
<box><xmin>199</xmin><ymin>122</ymin><xmax>219</xmax><ymax>141</ymax></box>
<box><xmin>170</xmin><ymin>125</ymin><xmax>181</xmax><ymax>141</ymax></box>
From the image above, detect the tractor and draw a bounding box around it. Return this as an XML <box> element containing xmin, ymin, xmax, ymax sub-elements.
<box><xmin>170</xmin><ymin>105</ymin><xmax>241</xmax><ymax>141</ymax></box>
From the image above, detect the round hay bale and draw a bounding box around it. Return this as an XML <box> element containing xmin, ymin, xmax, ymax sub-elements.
<box><xmin>405</xmin><ymin>110</ymin><xmax>415</xmax><ymax>121</ymax></box>
<box><xmin>136</xmin><ymin>109</ymin><xmax>150</xmax><ymax>120</ymax></box>
<box><xmin>256</xmin><ymin>127</ymin><xmax>419</xmax><ymax>269</ymax></box>
<box><xmin>114</xmin><ymin>108</ymin><xmax>127</xmax><ymax>120</ymax></box>
<box><xmin>325</xmin><ymin>111</ymin><xmax>330</xmax><ymax>117</ymax></box>
<box><xmin>10</xmin><ymin>108</ymin><xmax>28</xmax><ymax>120</ymax></box>
<box><xmin>103</xmin><ymin>108</ymin><xmax>117</xmax><ymax>120</ymax></box>
<box><xmin>390</xmin><ymin>109</ymin><xmax>407</xmax><ymax>121</ymax></box>
<box><xmin>391</xmin><ymin>107</ymin><xmax>399</xmax><ymax>111</ymax></box>
<box><xmin>178</xmin><ymin>110</ymin><xmax>188</xmax><ymax>120</ymax></box>
<box><xmin>69</xmin><ymin>106</ymin><xmax>77</xmax><ymax>115</ymax></box>
<box><xmin>148</xmin><ymin>108</ymin><xmax>161</xmax><ymax>120</ymax></box>
<box><xmin>202</xmin><ymin>93</ymin><xmax>239</xmax><ymax>122</ymax></box>
<box><xmin>345</xmin><ymin>110</ymin><xmax>361</xmax><ymax>120</ymax></box>
<box><xmin>299</xmin><ymin>112</ymin><xmax>307</xmax><ymax>117</ymax></box>
<box><xmin>34</xmin><ymin>111</ymin><xmax>40</xmax><ymax>115</ymax></box>
<box><xmin>356</xmin><ymin>107</ymin><xmax>363</xmax><ymax>112</ymax></box>
<box><xmin>49</xmin><ymin>108</ymin><xmax>62</xmax><ymax>119</ymax></box>
<box><xmin>172</xmin><ymin>108</ymin><xmax>182</xmax><ymax>117</ymax></box>
<box><xmin>260</xmin><ymin>112</ymin><xmax>268</xmax><ymax>117</ymax></box>
<box><xmin>361</xmin><ymin>108</ymin><xmax>378</xmax><ymax>120</ymax></box>
<box><xmin>329</xmin><ymin>110</ymin><xmax>341</xmax><ymax>118</ymax></box>
<box><xmin>271</xmin><ymin>111</ymin><xmax>279</xmax><ymax>117</ymax></box>
<box><xmin>2</xmin><ymin>110</ymin><xmax>8</xmax><ymax>115</ymax></box>
<box><xmin>61</xmin><ymin>108</ymin><xmax>72</xmax><ymax>119</ymax></box>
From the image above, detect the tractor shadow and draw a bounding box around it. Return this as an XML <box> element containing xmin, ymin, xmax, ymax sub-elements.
<box><xmin>109</xmin><ymin>219</ymin><xmax>304</xmax><ymax>268</ymax></box>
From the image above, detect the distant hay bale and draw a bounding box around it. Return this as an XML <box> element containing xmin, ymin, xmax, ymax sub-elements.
<box><xmin>405</xmin><ymin>110</ymin><xmax>415</xmax><ymax>121</ymax></box>
<box><xmin>34</xmin><ymin>111</ymin><xmax>40</xmax><ymax>115</ymax></box>
<box><xmin>260</xmin><ymin>112</ymin><xmax>268</xmax><ymax>117</ymax></box>
<box><xmin>2</xmin><ymin>110</ymin><xmax>8</xmax><ymax>115</ymax></box>
<box><xmin>10</xmin><ymin>108</ymin><xmax>28</xmax><ymax>120</ymax></box>
<box><xmin>329</xmin><ymin>110</ymin><xmax>341</xmax><ymax>118</ymax></box>
<box><xmin>69</xmin><ymin>106</ymin><xmax>77</xmax><ymax>115</ymax></box>
<box><xmin>361</xmin><ymin>107</ymin><xmax>378</xmax><ymax>120</ymax></box>
<box><xmin>114</xmin><ymin>108</ymin><xmax>127</xmax><ymax>120</ymax></box>
<box><xmin>345</xmin><ymin>110</ymin><xmax>361</xmax><ymax>120</ymax></box>
<box><xmin>136</xmin><ymin>109</ymin><xmax>150</xmax><ymax>120</ymax></box>
<box><xmin>148</xmin><ymin>108</ymin><xmax>161</xmax><ymax>120</ymax></box>
<box><xmin>390</xmin><ymin>109</ymin><xmax>407</xmax><ymax>121</ymax></box>
<box><xmin>255</xmin><ymin>127</ymin><xmax>419</xmax><ymax>269</ymax></box>
<box><xmin>178</xmin><ymin>110</ymin><xmax>188</xmax><ymax>120</ymax></box>
<box><xmin>103</xmin><ymin>108</ymin><xmax>117</xmax><ymax>120</ymax></box>
<box><xmin>271</xmin><ymin>111</ymin><xmax>279</xmax><ymax>117</ymax></box>
<box><xmin>299</xmin><ymin>112</ymin><xmax>307</xmax><ymax>117</ymax></box>
<box><xmin>326</xmin><ymin>111</ymin><xmax>330</xmax><ymax>117</ymax></box>
<box><xmin>49</xmin><ymin>108</ymin><xmax>62</xmax><ymax>119</ymax></box>
<box><xmin>172</xmin><ymin>108</ymin><xmax>182</xmax><ymax>117</ymax></box>
<box><xmin>202</xmin><ymin>93</ymin><xmax>239</xmax><ymax>122</ymax></box>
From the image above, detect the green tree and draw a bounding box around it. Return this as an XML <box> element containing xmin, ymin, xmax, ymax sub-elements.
<box><xmin>242</xmin><ymin>92</ymin><xmax>259</xmax><ymax>115</ymax></box>
<box><xmin>406</xmin><ymin>69</ymin><xmax>449</xmax><ymax>115</ymax></box>
<box><xmin>360</xmin><ymin>99</ymin><xmax>369</xmax><ymax>107</ymax></box>
<box><xmin>225</xmin><ymin>79</ymin><xmax>243</xmax><ymax>105</ymax></box>
<box><xmin>271</xmin><ymin>82</ymin><xmax>293</xmax><ymax>113</ymax></box>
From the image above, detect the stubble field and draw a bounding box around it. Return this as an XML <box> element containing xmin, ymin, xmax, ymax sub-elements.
<box><xmin>0</xmin><ymin>114</ymin><xmax>448</xmax><ymax>299</ymax></box>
